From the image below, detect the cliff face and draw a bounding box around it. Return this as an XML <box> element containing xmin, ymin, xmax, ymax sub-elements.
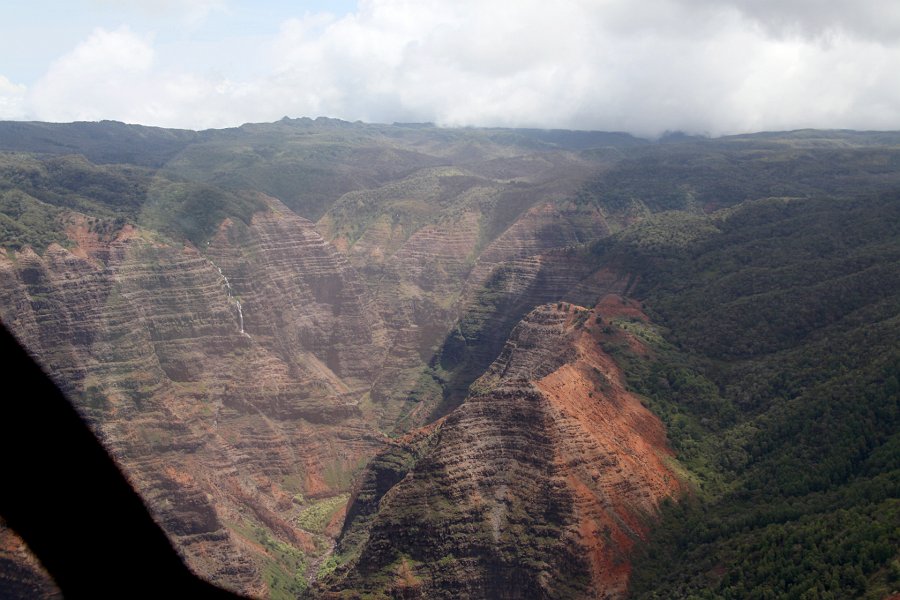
<box><xmin>315</xmin><ymin>164</ymin><xmax>613</xmax><ymax>431</ymax></box>
<box><xmin>0</xmin><ymin>185</ymin><xmax>641</xmax><ymax>597</ymax></box>
<box><xmin>0</xmin><ymin>121</ymin><xmax>643</xmax><ymax>597</ymax></box>
<box><xmin>206</xmin><ymin>198</ymin><xmax>389</xmax><ymax>392</ymax></box>
<box><xmin>0</xmin><ymin>197</ymin><xmax>390</xmax><ymax>596</ymax></box>
<box><xmin>326</xmin><ymin>296</ymin><xmax>682</xmax><ymax>599</ymax></box>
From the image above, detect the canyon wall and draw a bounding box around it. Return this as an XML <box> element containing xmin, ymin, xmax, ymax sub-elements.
<box><xmin>0</xmin><ymin>197</ymin><xmax>393</xmax><ymax>596</ymax></box>
<box><xmin>324</xmin><ymin>297</ymin><xmax>682</xmax><ymax>599</ymax></box>
<box><xmin>0</xmin><ymin>121</ymin><xmax>625</xmax><ymax>597</ymax></box>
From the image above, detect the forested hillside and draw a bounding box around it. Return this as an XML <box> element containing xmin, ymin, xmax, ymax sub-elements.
<box><xmin>605</xmin><ymin>195</ymin><xmax>900</xmax><ymax>599</ymax></box>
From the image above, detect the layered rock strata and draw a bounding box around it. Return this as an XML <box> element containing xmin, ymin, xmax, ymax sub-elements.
<box><xmin>0</xmin><ymin>125</ymin><xmax>622</xmax><ymax>597</ymax></box>
<box><xmin>325</xmin><ymin>297</ymin><xmax>683</xmax><ymax>599</ymax></box>
<box><xmin>0</xmin><ymin>198</ymin><xmax>390</xmax><ymax>596</ymax></box>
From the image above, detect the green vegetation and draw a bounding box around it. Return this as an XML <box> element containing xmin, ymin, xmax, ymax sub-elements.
<box><xmin>607</xmin><ymin>193</ymin><xmax>900</xmax><ymax>599</ymax></box>
<box><xmin>139</xmin><ymin>180</ymin><xmax>265</xmax><ymax>247</ymax></box>
<box><xmin>320</xmin><ymin>168</ymin><xmax>464</xmax><ymax>247</ymax></box>
<box><xmin>229</xmin><ymin>521</ymin><xmax>309</xmax><ymax>600</ymax></box>
<box><xmin>0</xmin><ymin>189</ymin><xmax>68</xmax><ymax>251</ymax></box>
<box><xmin>296</xmin><ymin>494</ymin><xmax>349</xmax><ymax>534</ymax></box>
<box><xmin>0</xmin><ymin>120</ymin><xmax>198</xmax><ymax>167</ymax></box>
<box><xmin>315</xmin><ymin>553</ymin><xmax>345</xmax><ymax>581</ymax></box>
<box><xmin>0</xmin><ymin>151</ymin><xmax>267</xmax><ymax>251</ymax></box>
<box><xmin>0</xmin><ymin>153</ymin><xmax>152</xmax><ymax>221</ymax></box>
<box><xmin>579</xmin><ymin>135</ymin><xmax>900</xmax><ymax>215</ymax></box>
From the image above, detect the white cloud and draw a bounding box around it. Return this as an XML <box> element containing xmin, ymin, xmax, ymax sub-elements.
<box><xmin>90</xmin><ymin>0</ymin><xmax>229</xmax><ymax>26</ymax></box>
<box><xmin>27</xmin><ymin>27</ymin><xmax>245</xmax><ymax>129</ymax></box>
<box><xmin>17</xmin><ymin>1</ymin><xmax>900</xmax><ymax>135</ymax></box>
<box><xmin>0</xmin><ymin>75</ymin><xmax>27</xmax><ymax>120</ymax></box>
<box><xmin>689</xmin><ymin>0</ymin><xmax>900</xmax><ymax>43</ymax></box>
<box><xmin>29</xmin><ymin>27</ymin><xmax>155</xmax><ymax>123</ymax></box>
<box><xmin>254</xmin><ymin>0</ymin><xmax>900</xmax><ymax>135</ymax></box>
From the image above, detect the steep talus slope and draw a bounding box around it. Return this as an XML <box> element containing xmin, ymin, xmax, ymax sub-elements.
<box><xmin>324</xmin><ymin>298</ymin><xmax>682</xmax><ymax>599</ymax></box>
<box><xmin>1</xmin><ymin>232</ymin><xmax>264</xmax><ymax>593</ymax></box>
<box><xmin>374</xmin><ymin>244</ymin><xmax>628</xmax><ymax>429</ymax></box>
<box><xmin>385</xmin><ymin>209</ymin><xmax>482</xmax><ymax>290</ymax></box>
<box><xmin>362</xmin><ymin>208</ymin><xmax>484</xmax><ymax>421</ymax></box>
<box><xmin>313</xmin><ymin>147</ymin><xmax>612</xmax><ymax>429</ymax></box>
<box><xmin>422</xmin><ymin>251</ymin><xmax>626</xmax><ymax>419</ymax></box>
<box><xmin>465</xmin><ymin>200</ymin><xmax>608</xmax><ymax>290</ymax></box>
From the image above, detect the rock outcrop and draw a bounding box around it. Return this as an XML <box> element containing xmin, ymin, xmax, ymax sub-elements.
<box><xmin>325</xmin><ymin>297</ymin><xmax>682</xmax><ymax>599</ymax></box>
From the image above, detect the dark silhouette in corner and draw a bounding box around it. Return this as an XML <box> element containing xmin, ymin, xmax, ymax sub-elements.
<box><xmin>0</xmin><ymin>323</ymin><xmax>247</xmax><ymax>599</ymax></box>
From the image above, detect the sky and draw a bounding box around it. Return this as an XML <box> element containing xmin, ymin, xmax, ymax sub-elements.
<box><xmin>2</xmin><ymin>0</ymin><xmax>900</xmax><ymax>136</ymax></box>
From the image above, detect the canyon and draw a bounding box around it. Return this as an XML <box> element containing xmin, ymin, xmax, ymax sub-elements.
<box><xmin>1</xmin><ymin>120</ymin><xmax>898</xmax><ymax>599</ymax></box>
<box><xmin>0</xmin><ymin>120</ymin><xmax>636</xmax><ymax>598</ymax></box>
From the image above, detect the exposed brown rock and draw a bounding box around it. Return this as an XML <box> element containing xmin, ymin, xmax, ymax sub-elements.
<box><xmin>465</xmin><ymin>200</ymin><xmax>608</xmax><ymax>292</ymax></box>
<box><xmin>0</xmin><ymin>201</ymin><xmax>390</xmax><ymax>596</ymax></box>
<box><xmin>327</xmin><ymin>297</ymin><xmax>682</xmax><ymax>599</ymax></box>
<box><xmin>0</xmin><ymin>135</ymin><xmax>631</xmax><ymax>598</ymax></box>
<box><xmin>0</xmin><ymin>524</ymin><xmax>61</xmax><ymax>600</ymax></box>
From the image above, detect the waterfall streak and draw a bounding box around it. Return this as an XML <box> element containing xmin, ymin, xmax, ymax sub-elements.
<box><xmin>208</xmin><ymin>260</ymin><xmax>249</xmax><ymax>337</ymax></box>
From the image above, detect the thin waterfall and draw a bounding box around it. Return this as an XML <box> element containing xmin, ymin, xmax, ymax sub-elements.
<box><xmin>208</xmin><ymin>259</ymin><xmax>250</xmax><ymax>337</ymax></box>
